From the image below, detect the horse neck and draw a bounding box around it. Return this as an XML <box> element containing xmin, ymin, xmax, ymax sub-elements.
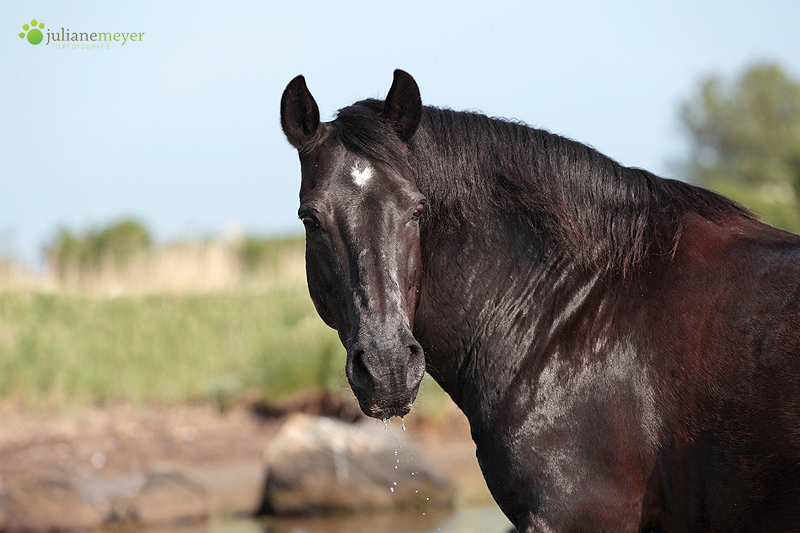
<box><xmin>407</xmin><ymin>116</ymin><xmax>633</xmax><ymax>431</ymax></box>
<box><xmin>413</xmin><ymin>211</ymin><xmax>608</xmax><ymax>432</ymax></box>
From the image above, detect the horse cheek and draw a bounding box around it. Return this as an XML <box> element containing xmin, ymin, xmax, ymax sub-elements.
<box><xmin>305</xmin><ymin>253</ymin><xmax>340</xmax><ymax>331</ymax></box>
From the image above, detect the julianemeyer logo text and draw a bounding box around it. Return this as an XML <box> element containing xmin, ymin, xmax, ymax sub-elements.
<box><xmin>19</xmin><ymin>19</ymin><xmax>144</xmax><ymax>49</ymax></box>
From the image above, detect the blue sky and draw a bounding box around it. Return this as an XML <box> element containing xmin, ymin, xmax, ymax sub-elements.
<box><xmin>2</xmin><ymin>1</ymin><xmax>800</xmax><ymax>267</ymax></box>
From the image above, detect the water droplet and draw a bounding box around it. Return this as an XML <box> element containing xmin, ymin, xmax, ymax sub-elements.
<box><xmin>393</xmin><ymin>481</ymin><xmax>397</xmax><ymax>485</ymax></box>
<box><xmin>383</xmin><ymin>418</ymin><xmax>389</xmax><ymax>431</ymax></box>
<box><xmin>401</xmin><ymin>417</ymin><xmax>406</xmax><ymax>431</ymax></box>
<box><xmin>390</xmin><ymin>487</ymin><xmax>394</xmax><ymax>493</ymax></box>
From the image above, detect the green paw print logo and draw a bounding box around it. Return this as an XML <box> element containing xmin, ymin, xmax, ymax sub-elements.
<box><xmin>19</xmin><ymin>19</ymin><xmax>45</xmax><ymax>45</ymax></box>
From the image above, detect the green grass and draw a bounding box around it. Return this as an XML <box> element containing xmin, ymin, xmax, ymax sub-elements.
<box><xmin>0</xmin><ymin>286</ymin><xmax>451</xmax><ymax>415</ymax></box>
<box><xmin>0</xmin><ymin>285</ymin><xmax>346</xmax><ymax>410</ymax></box>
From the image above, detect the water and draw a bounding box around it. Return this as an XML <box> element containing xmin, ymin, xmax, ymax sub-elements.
<box><xmin>383</xmin><ymin>417</ymin><xmax>407</xmax><ymax>489</ymax></box>
<box><xmin>195</xmin><ymin>505</ymin><xmax>513</xmax><ymax>533</ymax></box>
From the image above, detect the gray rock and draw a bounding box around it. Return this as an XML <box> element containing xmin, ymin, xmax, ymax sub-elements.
<box><xmin>82</xmin><ymin>460</ymin><xmax>264</xmax><ymax>523</ymax></box>
<box><xmin>108</xmin><ymin>470</ymin><xmax>209</xmax><ymax>526</ymax></box>
<box><xmin>263</xmin><ymin>414</ymin><xmax>454</xmax><ymax>515</ymax></box>
<box><xmin>182</xmin><ymin>460</ymin><xmax>265</xmax><ymax>516</ymax></box>
<box><xmin>1</xmin><ymin>477</ymin><xmax>101</xmax><ymax>531</ymax></box>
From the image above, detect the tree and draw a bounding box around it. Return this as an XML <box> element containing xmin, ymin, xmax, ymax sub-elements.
<box><xmin>679</xmin><ymin>63</ymin><xmax>800</xmax><ymax>232</ymax></box>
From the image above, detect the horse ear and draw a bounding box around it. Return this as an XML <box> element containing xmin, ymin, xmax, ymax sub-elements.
<box><xmin>281</xmin><ymin>75</ymin><xmax>320</xmax><ymax>149</ymax></box>
<box><xmin>383</xmin><ymin>69</ymin><xmax>422</xmax><ymax>142</ymax></box>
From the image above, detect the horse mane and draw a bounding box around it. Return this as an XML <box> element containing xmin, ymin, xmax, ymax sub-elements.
<box><xmin>332</xmin><ymin>99</ymin><xmax>754</xmax><ymax>275</ymax></box>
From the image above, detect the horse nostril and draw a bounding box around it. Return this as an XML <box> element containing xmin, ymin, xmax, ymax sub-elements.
<box><xmin>350</xmin><ymin>349</ymin><xmax>374</xmax><ymax>394</ymax></box>
<box><xmin>406</xmin><ymin>342</ymin><xmax>426</xmax><ymax>389</ymax></box>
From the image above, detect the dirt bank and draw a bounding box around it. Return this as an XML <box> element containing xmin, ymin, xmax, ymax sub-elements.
<box><xmin>0</xmin><ymin>397</ymin><xmax>492</xmax><ymax>529</ymax></box>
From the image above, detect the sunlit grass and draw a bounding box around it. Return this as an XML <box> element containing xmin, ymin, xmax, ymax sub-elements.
<box><xmin>0</xmin><ymin>287</ymin><xmax>343</xmax><ymax>410</ymax></box>
<box><xmin>0</xmin><ymin>239</ymin><xmax>452</xmax><ymax>415</ymax></box>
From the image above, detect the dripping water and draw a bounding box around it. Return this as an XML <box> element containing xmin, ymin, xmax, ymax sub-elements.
<box><xmin>383</xmin><ymin>416</ymin><xmax>432</xmax><ymax>522</ymax></box>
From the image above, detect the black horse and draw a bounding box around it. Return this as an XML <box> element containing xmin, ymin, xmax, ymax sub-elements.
<box><xmin>280</xmin><ymin>70</ymin><xmax>800</xmax><ymax>531</ymax></box>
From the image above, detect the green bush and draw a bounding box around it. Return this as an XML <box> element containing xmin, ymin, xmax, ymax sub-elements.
<box><xmin>46</xmin><ymin>219</ymin><xmax>151</xmax><ymax>278</ymax></box>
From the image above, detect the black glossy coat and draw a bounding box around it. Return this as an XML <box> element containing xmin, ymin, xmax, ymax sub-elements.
<box><xmin>281</xmin><ymin>70</ymin><xmax>800</xmax><ymax>531</ymax></box>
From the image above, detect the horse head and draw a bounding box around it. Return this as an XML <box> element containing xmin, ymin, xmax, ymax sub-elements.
<box><xmin>281</xmin><ymin>70</ymin><xmax>426</xmax><ymax>420</ymax></box>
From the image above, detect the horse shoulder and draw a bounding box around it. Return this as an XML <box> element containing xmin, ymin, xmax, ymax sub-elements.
<box><xmin>663</xmin><ymin>214</ymin><xmax>800</xmax><ymax>358</ymax></box>
<box><xmin>638</xmin><ymin>214</ymin><xmax>800</xmax><ymax>529</ymax></box>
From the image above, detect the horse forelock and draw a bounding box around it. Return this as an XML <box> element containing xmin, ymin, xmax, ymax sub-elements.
<box><xmin>331</xmin><ymin>100</ymin><xmax>413</xmax><ymax>170</ymax></box>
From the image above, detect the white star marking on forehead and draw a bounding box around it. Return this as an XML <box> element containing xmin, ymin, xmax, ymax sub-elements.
<box><xmin>351</xmin><ymin>164</ymin><xmax>373</xmax><ymax>187</ymax></box>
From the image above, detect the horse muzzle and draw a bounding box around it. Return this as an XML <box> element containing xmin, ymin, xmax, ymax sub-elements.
<box><xmin>346</xmin><ymin>330</ymin><xmax>426</xmax><ymax>419</ymax></box>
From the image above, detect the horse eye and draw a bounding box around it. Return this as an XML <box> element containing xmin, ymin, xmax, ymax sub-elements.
<box><xmin>301</xmin><ymin>215</ymin><xmax>320</xmax><ymax>231</ymax></box>
<box><xmin>412</xmin><ymin>202</ymin><xmax>425</xmax><ymax>220</ymax></box>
